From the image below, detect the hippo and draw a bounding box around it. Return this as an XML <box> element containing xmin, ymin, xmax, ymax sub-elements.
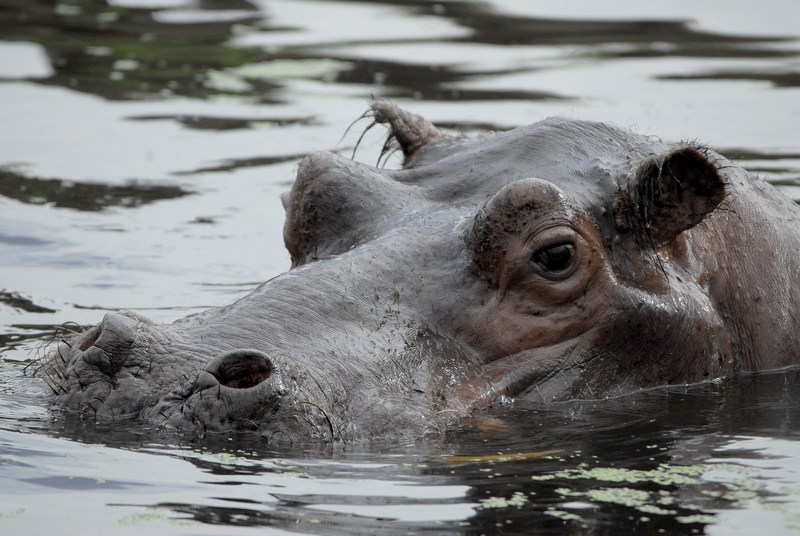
<box><xmin>39</xmin><ymin>100</ymin><xmax>800</xmax><ymax>442</ymax></box>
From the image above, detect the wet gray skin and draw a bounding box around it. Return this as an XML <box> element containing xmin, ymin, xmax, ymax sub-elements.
<box><xmin>40</xmin><ymin>100</ymin><xmax>800</xmax><ymax>443</ymax></box>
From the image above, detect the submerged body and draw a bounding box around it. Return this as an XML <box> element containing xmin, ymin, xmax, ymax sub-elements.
<box><xmin>41</xmin><ymin>101</ymin><xmax>800</xmax><ymax>442</ymax></box>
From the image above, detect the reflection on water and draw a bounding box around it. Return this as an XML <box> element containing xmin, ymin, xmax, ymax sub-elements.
<box><xmin>0</xmin><ymin>168</ymin><xmax>190</xmax><ymax>211</ymax></box>
<box><xmin>1</xmin><ymin>0</ymin><xmax>799</xmax><ymax>534</ymax></box>
<box><xmin>0</xmin><ymin>369</ymin><xmax>798</xmax><ymax>534</ymax></box>
<box><xmin>127</xmin><ymin>113</ymin><xmax>317</xmax><ymax>130</ymax></box>
<box><xmin>172</xmin><ymin>152</ymin><xmax>307</xmax><ymax>176</ymax></box>
<box><xmin>0</xmin><ymin>291</ymin><xmax>56</xmax><ymax>314</ymax></box>
<box><xmin>4</xmin><ymin>0</ymin><xmax>795</xmax><ymax>105</ymax></box>
<box><xmin>0</xmin><ymin>0</ymin><xmax>265</xmax><ymax>101</ymax></box>
<box><xmin>661</xmin><ymin>71</ymin><xmax>800</xmax><ymax>88</ymax></box>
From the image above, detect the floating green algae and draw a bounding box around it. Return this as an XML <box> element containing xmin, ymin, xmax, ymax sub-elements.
<box><xmin>545</xmin><ymin>508</ymin><xmax>582</xmax><ymax>521</ymax></box>
<box><xmin>118</xmin><ymin>509</ymin><xmax>196</xmax><ymax>527</ymax></box>
<box><xmin>763</xmin><ymin>502</ymin><xmax>800</xmax><ymax>530</ymax></box>
<box><xmin>676</xmin><ymin>514</ymin><xmax>718</xmax><ymax>524</ymax></box>
<box><xmin>532</xmin><ymin>463</ymin><xmax>705</xmax><ymax>485</ymax></box>
<box><xmin>530</xmin><ymin>462</ymin><xmax>788</xmax><ymax>526</ymax></box>
<box><xmin>0</xmin><ymin>508</ymin><xmax>25</xmax><ymax>519</ymax></box>
<box><xmin>279</xmin><ymin>471</ymin><xmax>310</xmax><ymax>478</ymax></box>
<box><xmin>587</xmin><ymin>487</ymin><xmax>651</xmax><ymax>508</ymax></box>
<box><xmin>479</xmin><ymin>491</ymin><xmax>529</xmax><ymax>509</ymax></box>
<box><xmin>441</xmin><ymin>448</ymin><xmax>562</xmax><ymax>464</ymax></box>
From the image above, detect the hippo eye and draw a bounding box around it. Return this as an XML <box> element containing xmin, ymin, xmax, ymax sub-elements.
<box><xmin>531</xmin><ymin>242</ymin><xmax>576</xmax><ymax>278</ymax></box>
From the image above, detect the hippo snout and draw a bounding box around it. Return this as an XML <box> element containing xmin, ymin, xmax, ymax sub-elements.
<box><xmin>47</xmin><ymin>314</ymin><xmax>287</xmax><ymax>433</ymax></box>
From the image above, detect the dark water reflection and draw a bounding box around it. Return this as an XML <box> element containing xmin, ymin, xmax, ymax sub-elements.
<box><xmin>1</xmin><ymin>0</ymin><xmax>799</xmax><ymax>534</ymax></box>
<box><xmin>128</xmin><ymin>113</ymin><xmax>316</xmax><ymax>131</ymax></box>
<box><xmin>0</xmin><ymin>168</ymin><xmax>189</xmax><ymax>211</ymax></box>
<box><xmin>5</xmin><ymin>0</ymin><xmax>795</xmax><ymax>105</ymax></box>
<box><xmin>2</xmin><ymin>368</ymin><xmax>797</xmax><ymax>534</ymax></box>
<box><xmin>0</xmin><ymin>0</ymin><xmax>266</xmax><ymax>101</ymax></box>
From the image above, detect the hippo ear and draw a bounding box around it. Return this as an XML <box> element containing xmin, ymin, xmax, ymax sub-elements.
<box><xmin>370</xmin><ymin>99</ymin><xmax>444</xmax><ymax>165</ymax></box>
<box><xmin>621</xmin><ymin>146</ymin><xmax>726</xmax><ymax>245</ymax></box>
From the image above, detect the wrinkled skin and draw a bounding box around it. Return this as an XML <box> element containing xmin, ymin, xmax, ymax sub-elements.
<box><xmin>40</xmin><ymin>100</ymin><xmax>800</xmax><ymax>443</ymax></box>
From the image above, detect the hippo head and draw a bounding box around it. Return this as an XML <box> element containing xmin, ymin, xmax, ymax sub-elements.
<box><xmin>41</xmin><ymin>100</ymin><xmax>735</xmax><ymax>442</ymax></box>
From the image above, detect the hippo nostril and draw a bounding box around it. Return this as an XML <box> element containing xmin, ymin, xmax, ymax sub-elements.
<box><xmin>75</xmin><ymin>313</ymin><xmax>140</xmax><ymax>375</ymax></box>
<box><xmin>78</xmin><ymin>326</ymin><xmax>100</xmax><ymax>352</ymax></box>
<box><xmin>90</xmin><ymin>312</ymin><xmax>138</xmax><ymax>352</ymax></box>
<box><xmin>205</xmin><ymin>349</ymin><xmax>273</xmax><ymax>389</ymax></box>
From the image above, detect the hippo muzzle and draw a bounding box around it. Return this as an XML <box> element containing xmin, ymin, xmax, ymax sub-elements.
<box><xmin>50</xmin><ymin>313</ymin><xmax>291</xmax><ymax>434</ymax></box>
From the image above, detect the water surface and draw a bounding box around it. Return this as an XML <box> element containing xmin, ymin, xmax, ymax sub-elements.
<box><xmin>1</xmin><ymin>0</ymin><xmax>799</xmax><ymax>533</ymax></box>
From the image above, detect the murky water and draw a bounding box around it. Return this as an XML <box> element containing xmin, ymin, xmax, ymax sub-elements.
<box><xmin>1</xmin><ymin>0</ymin><xmax>799</xmax><ymax>534</ymax></box>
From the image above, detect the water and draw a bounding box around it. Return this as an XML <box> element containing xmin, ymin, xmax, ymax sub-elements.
<box><xmin>1</xmin><ymin>0</ymin><xmax>799</xmax><ymax>533</ymax></box>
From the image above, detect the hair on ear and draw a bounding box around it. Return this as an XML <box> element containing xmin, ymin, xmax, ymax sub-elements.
<box><xmin>369</xmin><ymin>99</ymin><xmax>445</xmax><ymax>166</ymax></box>
<box><xmin>617</xmin><ymin>146</ymin><xmax>726</xmax><ymax>245</ymax></box>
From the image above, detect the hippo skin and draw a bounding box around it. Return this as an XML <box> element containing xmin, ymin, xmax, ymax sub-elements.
<box><xmin>41</xmin><ymin>101</ymin><xmax>800</xmax><ymax>442</ymax></box>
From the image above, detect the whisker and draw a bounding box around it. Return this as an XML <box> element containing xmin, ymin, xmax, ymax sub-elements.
<box><xmin>339</xmin><ymin>108</ymin><xmax>372</xmax><ymax>148</ymax></box>
<box><xmin>299</xmin><ymin>401</ymin><xmax>335</xmax><ymax>443</ymax></box>
<box><xmin>351</xmin><ymin>120</ymin><xmax>377</xmax><ymax>160</ymax></box>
